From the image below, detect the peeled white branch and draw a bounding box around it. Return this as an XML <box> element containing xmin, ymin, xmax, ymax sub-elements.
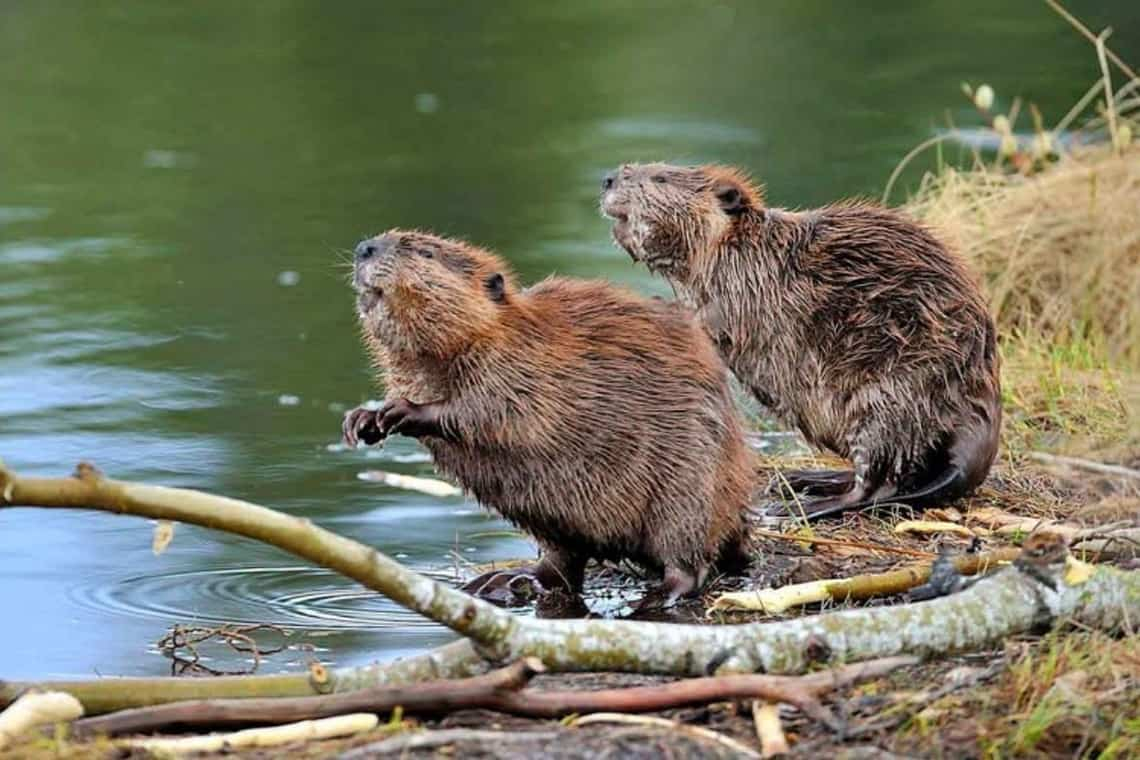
<box><xmin>124</xmin><ymin>712</ymin><xmax>378</xmax><ymax>755</ymax></box>
<box><xmin>709</xmin><ymin>549</ymin><xmax>1020</xmax><ymax>614</ymax></box>
<box><xmin>0</xmin><ymin>691</ymin><xmax>83</xmax><ymax>750</ymax></box>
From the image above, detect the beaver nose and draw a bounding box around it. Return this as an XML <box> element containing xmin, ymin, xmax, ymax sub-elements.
<box><xmin>354</xmin><ymin>239</ymin><xmax>378</xmax><ymax>261</ymax></box>
<box><xmin>601</xmin><ymin>172</ymin><xmax>616</xmax><ymax>192</ymax></box>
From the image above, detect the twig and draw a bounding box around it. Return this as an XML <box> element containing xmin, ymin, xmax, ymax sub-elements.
<box><xmin>1043</xmin><ymin>0</ymin><xmax>1139</xmax><ymax>82</ymax></box>
<box><xmin>572</xmin><ymin>713</ymin><xmax>762</xmax><ymax>759</ymax></box>
<box><xmin>1095</xmin><ymin>30</ymin><xmax>1123</xmax><ymax>154</ymax></box>
<box><xmin>751</xmin><ymin>528</ymin><xmax>935</xmax><ymax>559</ymax></box>
<box><xmin>1028</xmin><ymin>451</ymin><xmax>1140</xmax><ymax>481</ymax></box>
<box><xmin>72</xmin><ymin>657</ymin><xmax>914</xmax><ymax>737</ymax></box>
<box><xmin>338</xmin><ymin>729</ymin><xmax>559</xmax><ymax>758</ymax></box>
<box><xmin>844</xmin><ymin>661</ymin><xmax>1003</xmax><ymax>739</ymax></box>
<box><xmin>158</xmin><ymin>624</ymin><xmax>290</xmax><ymax>676</ymax></box>
<box><xmin>883</xmin><ymin>134</ymin><xmax>954</xmax><ymax>204</ymax></box>
<box><xmin>893</xmin><ymin>520</ymin><xmax>976</xmax><ymax>538</ymax></box>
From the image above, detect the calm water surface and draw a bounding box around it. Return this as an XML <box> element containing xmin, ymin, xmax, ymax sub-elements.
<box><xmin>2</xmin><ymin>1</ymin><xmax>1136</xmax><ymax>677</ymax></box>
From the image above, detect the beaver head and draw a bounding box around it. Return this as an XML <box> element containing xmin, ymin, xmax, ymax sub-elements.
<box><xmin>600</xmin><ymin>163</ymin><xmax>764</xmax><ymax>282</ymax></box>
<box><xmin>352</xmin><ymin>229</ymin><xmax>515</xmax><ymax>358</ymax></box>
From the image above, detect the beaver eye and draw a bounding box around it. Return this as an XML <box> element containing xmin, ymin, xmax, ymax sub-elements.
<box><xmin>651</xmin><ymin>174</ymin><xmax>667</xmax><ymax>184</ymax></box>
<box><xmin>418</xmin><ymin>248</ymin><xmax>434</xmax><ymax>259</ymax></box>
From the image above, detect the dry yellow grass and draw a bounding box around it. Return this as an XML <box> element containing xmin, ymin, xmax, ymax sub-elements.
<box><xmin>896</xmin><ymin>43</ymin><xmax>1140</xmax><ymax>458</ymax></box>
<box><xmin>910</xmin><ymin>144</ymin><xmax>1140</xmax><ymax>368</ymax></box>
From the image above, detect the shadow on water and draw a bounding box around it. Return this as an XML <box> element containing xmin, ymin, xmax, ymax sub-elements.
<box><xmin>0</xmin><ymin>1</ymin><xmax>1136</xmax><ymax>677</ymax></box>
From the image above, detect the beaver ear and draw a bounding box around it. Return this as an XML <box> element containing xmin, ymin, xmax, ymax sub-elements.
<box><xmin>484</xmin><ymin>272</ymin><xmax>506</xmax><ymax>303</ymax></box>
<box><xmin>713</xmin><ymin>180</ymin><xmax>748</xmax><ymax>215</ymax></box>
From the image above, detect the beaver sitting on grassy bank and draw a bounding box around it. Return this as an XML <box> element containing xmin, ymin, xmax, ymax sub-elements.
<box><xmin>601</xmin><ymin>163</ymin><xmax>1001</xmax><ymax>520</ymax></box>
<box><xmin>343</xmin><ymin>229</ymin><xmax>754</xmax><ymax>606</ymax></box>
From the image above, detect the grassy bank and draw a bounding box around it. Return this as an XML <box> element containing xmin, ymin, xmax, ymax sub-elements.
<box><xmin>901</xmin><ymin>59</ymin><xmax>1140</xmax><ymax>462</ymax></box>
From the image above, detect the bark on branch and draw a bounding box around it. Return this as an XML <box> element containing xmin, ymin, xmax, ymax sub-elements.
<box><xmin>3</xmin><ymin>462</ymin><xmax>1139</xmax><ymax>716</ymax></box>
<box><xmin>70</xmin><ymin>656</ymin><xmax>916</xmax><ymax>737</ymax></box>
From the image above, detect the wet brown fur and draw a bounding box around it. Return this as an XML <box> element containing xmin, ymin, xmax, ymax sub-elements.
<box><xmin>602</xmin><ymin>163</ymin><xmax>1001</xmax><ymax>517</ymax></box>
<box><xmin>352</xmin><ymin>229</ymin><xmax>755</xmax><ymax>596</ymax></box>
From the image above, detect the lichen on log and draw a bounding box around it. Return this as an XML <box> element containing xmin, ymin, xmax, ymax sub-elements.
<box><xmin>2</xmin><ymin>461</ymin><xmax>1138</xmax><ymax>716</ymax></box>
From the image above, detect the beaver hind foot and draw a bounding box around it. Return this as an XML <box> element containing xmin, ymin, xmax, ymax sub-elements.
<box><xmin>763</xmin><ymin>462</ymin><xmax>970</xmax><ymax>522</ymax></box>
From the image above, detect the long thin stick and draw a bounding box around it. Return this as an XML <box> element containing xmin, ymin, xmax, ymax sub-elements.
<box><xmin>1043</xmin><ymin>0</ymin><xmax>1139</xmax><ymax>81</ymax></box>
<box><xmin>1096</xmin><ymin>31</ymin><xmax>1122</xmax><ymax>153</ymax></box>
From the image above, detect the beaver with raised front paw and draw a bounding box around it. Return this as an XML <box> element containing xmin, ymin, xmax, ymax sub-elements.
<box><xmin>344</xmin><ymin>229</ymin><xmax>754</xmax><ymax>606</ymax></box>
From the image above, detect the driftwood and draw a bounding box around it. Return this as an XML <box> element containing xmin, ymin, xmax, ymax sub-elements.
<box><xmin>71</xmin><ymin>656</ymin><xmax>915</xmax><ymax>737</ymax></box>
<box><xmin>3</xmin><ymin>461</ymin><xmax>1140</xmax><ymax>717</ymax></box>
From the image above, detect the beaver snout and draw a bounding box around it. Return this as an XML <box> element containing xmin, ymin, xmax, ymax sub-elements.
<box><xmin>600</xmin><ymin>194</ymin><xmax>629</xmax><ymax>222</ymax></box>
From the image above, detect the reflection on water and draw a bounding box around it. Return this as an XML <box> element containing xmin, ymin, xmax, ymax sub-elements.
<box><xmin>1</xmin><ymin>1</ymin><xmax>1135</xmax><ymax>678</ymax></box>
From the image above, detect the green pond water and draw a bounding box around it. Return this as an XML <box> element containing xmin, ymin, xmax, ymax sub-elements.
<box><xmin>1</xmin><ymin>1</ymin><xmax>1136</xmax><ymax>678</ymax></box>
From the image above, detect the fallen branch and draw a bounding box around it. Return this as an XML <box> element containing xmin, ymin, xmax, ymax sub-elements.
<box><xmin>124</xmin><ymin>712</ymin><xmax>377</xmax><ymax>755</ymax></box>
<box><xmin>4</xmin><ymin>462</ymin><xmax>1140</xmax><ymax>715</ymax></box>
<box><xmin>709</xmin><ymin>548</ymin><xmax>1021</xmax><ymax>613</ymax></box>
<box><xmin>72</xmin><ymin>657</ymin><xmax>544</xmax><ymax>738</ymax></box>
<box><xmin>0</xmin><ymin>691</ymin><xmax>83</xmax><ymax>750</ymax></box>
<box><xmin>1</xmin><ymin>638</ymin><xmax>489</xmax><ymax>716</ymax></box>
<box><xmin>73</xmin><ymin>656</ymin><xmax>915</xmax><ymax>737</ymax></box>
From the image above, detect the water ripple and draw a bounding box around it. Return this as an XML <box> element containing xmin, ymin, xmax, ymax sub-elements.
<box><xmin>68</xmin><ymin>566</ymin><xmax>464</xmax><ymax>631</ymax></box>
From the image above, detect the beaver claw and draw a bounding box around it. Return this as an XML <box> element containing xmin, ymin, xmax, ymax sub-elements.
<box><xmin>343</xmin><ymin>399</ymin><xmax>448</xmax><ymax>446</ymax></box>
<box><xmin>459</xmin><ymin>568</ymin><xmax>544</xmax><ymax>607</ymax></box>
<box><xmin>342</xmin><ymin>406</ymin><xmax>384</xmax><ymax>447</ymax></box>
<box><xmin>378</xmin><ymin>398</ymin><xmax>449</xmax><ymax>440</ymax></box>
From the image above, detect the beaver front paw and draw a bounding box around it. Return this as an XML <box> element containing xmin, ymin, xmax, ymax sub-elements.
<box><xmin>378</xmin><ymin>398</ymin><xmax>446</xmax><ymax>439</ymax></box>
<box><xmin>342</xmin><ymin>406</ymin><xmax>384</xmax><ymax>447</ymax></box>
